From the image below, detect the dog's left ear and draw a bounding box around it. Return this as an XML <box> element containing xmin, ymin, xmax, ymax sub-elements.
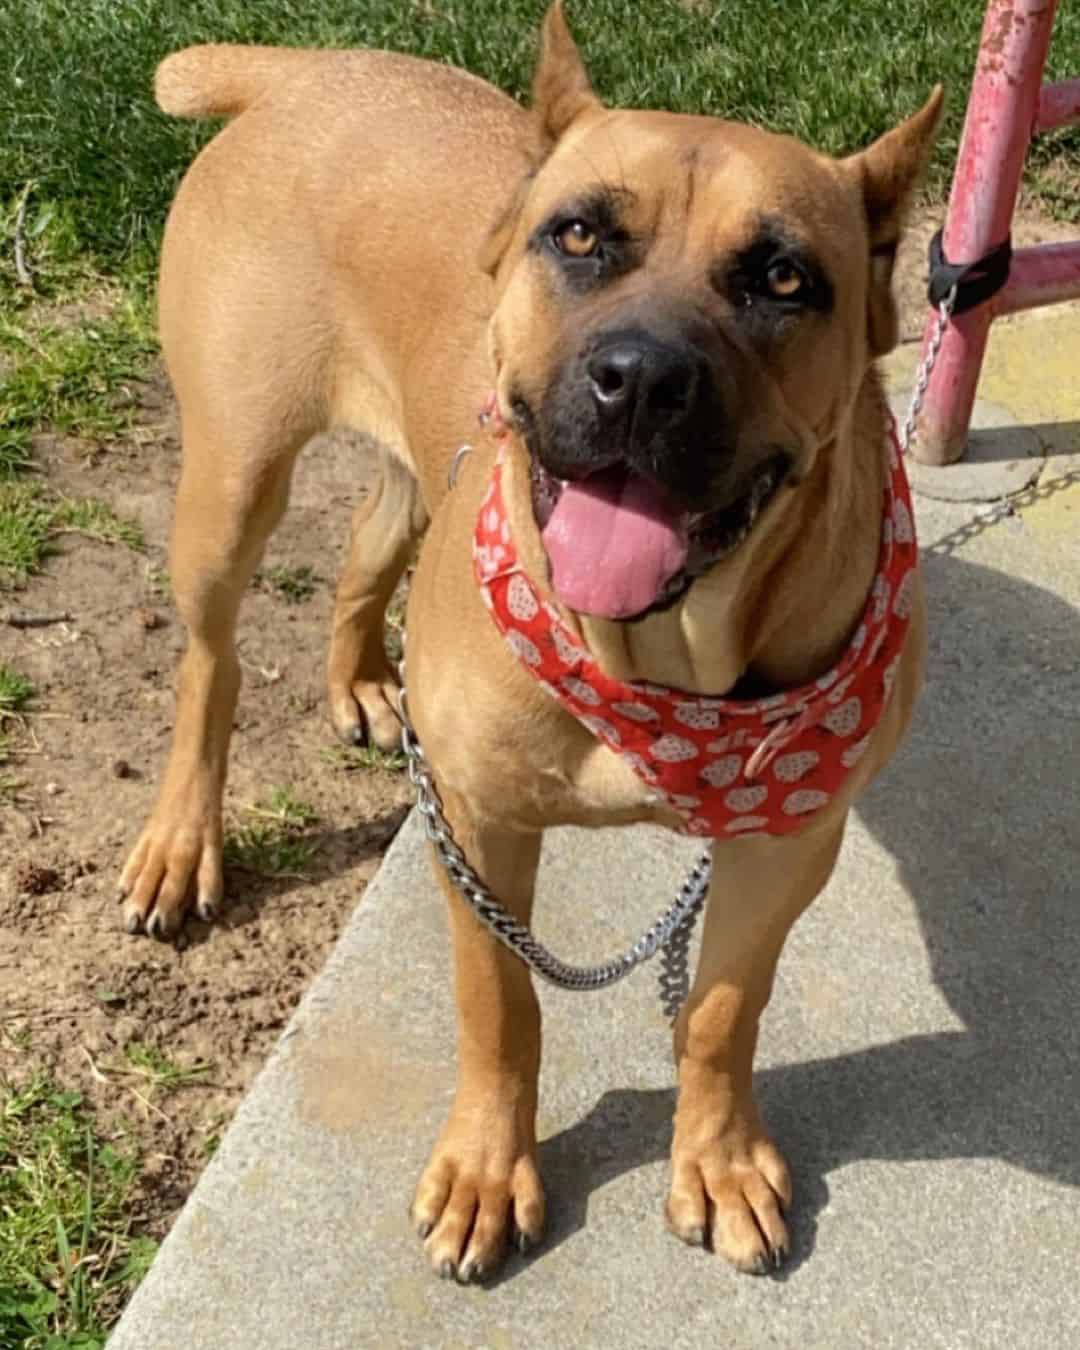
<box><xmin>845</xmin><ymin>87</ymin><xmax>945</xmax><ymax>356</ymax></box>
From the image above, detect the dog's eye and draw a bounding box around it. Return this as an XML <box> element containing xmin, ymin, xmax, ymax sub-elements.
<box><xmin>765</xmin><ymin>260</ymin><xmax>806</xmax><ymax>299</ymax></box>
<box><xmin>553</xmin><ymin>220</ymin><xmax>599</xmax><ymax>258</ymax></box>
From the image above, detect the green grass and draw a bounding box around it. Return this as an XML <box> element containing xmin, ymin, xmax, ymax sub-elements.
<box><xmin>223</xmin><ymin>787</ymin><xmax>320</xmax><ymax>879</ymax></box>
<box><xmin>0</xmin><ymin>483</ymin><xmax>54</xmax><ymax>588</ymax></box>
<box><xmin>0</xmin><ymin>666</ymin><xmax>34</xmax><ymax>772</ymax></box>
<box><xmin>0</xmin><ymin>292</ymin><xmax>153</xmax><ymax>592</ymax></box>
<box><xmin>0</xmin><ymin>301</ymin><xmax>157</xmax><ymax>476</ymax></box>
<box><xmin>0</xmin><ymin>1074</ymin><xmax>156</xmax><ymax>1350</ymax></box>
<box><xmin>0</xmin><ymin>195</ymin><xmax>108</xmax><ymax>307</ymax></box>
<box><xmin>0</xmin><ymin>667</ymin><xmax>35</xmax><ymax>715</ymax></box>
<box><xmin>252</xmin><ymin>786</ymin><xmax>319</xmax><ymax>828</ymax></box>
<box><xmin>321</xmin><ymin>743</ymin><xmax>407</xmax><ymax>773</ymax></box>
<box><xmin>122</xmin><ymin>1045</ymin><xmax>214</xmax><ymax>1096</ymax></box>
<box><xmin>257</xmin><ymin>563</ymin><xmax>319</xmax><ymax>604</ymax></box>
<box><xmin>198</xmin><ymin>1110</ymin><xmax>230</xmax><ymax>1161</ymax></box>
<box><xmin>143</xmin><ymin>563</ymin><xmax>170</xmax><ymax>599</ymax></box>
<box><xmin>0</xmin><ymin>483</ymin><xmax>144</xmax><ymax>590</ymax></box>
<box><xmin>2</xmin><ymin>0</ymin><xmax>1079</xmax><ymax>293</ymax></box>
<box><xmin>51</xmin><ymin>498</ymin><xmax>144</xmax><ymax>551</ymax></box>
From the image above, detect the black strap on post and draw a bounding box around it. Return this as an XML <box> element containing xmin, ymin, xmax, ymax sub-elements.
<box><xmin>927</xmin><ymin>229</ymin><xmax>1012</xmax><ymax>314</ymax></box>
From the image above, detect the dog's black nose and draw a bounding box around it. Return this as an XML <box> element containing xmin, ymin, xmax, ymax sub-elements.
<box><xmin>586</xmin><ymin>335</ymin><xmax>700</xmax><ymax>430</ymax></box>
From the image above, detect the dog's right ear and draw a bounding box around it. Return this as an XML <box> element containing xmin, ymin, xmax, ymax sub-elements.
<box><xmin>845</xmin><ymin>86</ymin><xmax>945</xmax><ymax>355</ymax></box>
<box><xmin>480</xmin><ymin>4</ymin><xmax>601</xmax><ymax>278</ymax></box>
<box><xmin>532</xmin><ymin>1</ymin><xmax>602</xmax><ymax>148</ymax></box>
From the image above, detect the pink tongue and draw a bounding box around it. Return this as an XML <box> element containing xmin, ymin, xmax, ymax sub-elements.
<box><xmin>540</xmin><ymin>466</ymin><xmax>688</xmax><ymax>619</ymax></box>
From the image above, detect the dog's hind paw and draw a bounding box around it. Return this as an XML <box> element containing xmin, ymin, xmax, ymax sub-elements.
<box><xmin>328</xmin><ymin>673</ymin><xmax>403</xmax><ymax>752</ymax></box>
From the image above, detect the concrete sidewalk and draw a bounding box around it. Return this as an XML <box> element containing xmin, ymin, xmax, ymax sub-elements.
<box><xmin>109</xmin><ymin>309</ymin><xmax>1080</xmax><ymax>1350</ymax></box>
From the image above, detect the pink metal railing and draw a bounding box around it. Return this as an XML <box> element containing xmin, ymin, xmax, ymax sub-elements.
<box><xmin>913</xmin><ymin>0</ymin><xmax>1080</xmax><ymax>465</ymax></box>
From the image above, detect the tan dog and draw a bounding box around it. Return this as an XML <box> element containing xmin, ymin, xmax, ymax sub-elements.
<box><xmin>125</xmin><ymin>4</ymin><xmax>939</xmax><ymax>1281</ymax></box>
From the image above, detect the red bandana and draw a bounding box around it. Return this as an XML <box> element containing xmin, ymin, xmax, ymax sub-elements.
<box><xmin>472</xmin><ymin>422</ymin><xmax>916</xmax><ymax>839</ymax></box>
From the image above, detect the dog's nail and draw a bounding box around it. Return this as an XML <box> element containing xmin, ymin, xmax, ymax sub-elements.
<box><xmin>148</xmin><ymin>910</ymin><xmax>174</xmax><ymax>941</ymax></box>
<box><xmin>438</xmin><ymin>1258</ymin><xmax>456</xmax><ymax>1281</ymax></box>
<box><xmin>746</xmin><ymin>1253</ymin><xmax>770</xmax><ymax>1277</ymax></box>
<box><xmin>124</xmin><ymin>910</ymin><xmax>142</xmax><ymax>935</ymax></box>
<box><xmin>197</xmin><ymin>897</ymin><xmax>219</xmax><ymax>923</ymax></box>
<box><xmin>459</xmin><ymin>1260</ymin><xmax>484</xmax><ymax>1284</ymax></box>
<box><xmin>772</xmin><ymin>1244</ymin><xmax>787</xmax><ymax>1269</ymax></box>
<box><xmin>416</xmin><ymin>1220</ymin><xmax>433</xmax><ymax>1240</ymax></box>
<box><xmin>516</xmin><ymin>1231</ymin><xmax>535</xmax><ymax>1255</ymax></box>
<box><xmin>683</xmin><ymin>1225</ymin><xmax>706</xmax><ymax>1248</ymax></box>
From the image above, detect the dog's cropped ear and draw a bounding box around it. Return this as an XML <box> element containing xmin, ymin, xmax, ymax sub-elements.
<box><xmin>845</xmin><ymin>87</ymin><xmax>945</xmax><ymax>356</ymax></box>
<box><xmin>480</xmin><ymin>5</ymin><xmax>601</xmax><ymax>279</ymax></box>
<box><xmin>532</xmin><ymin>1</ymin><xmax>602</xmax><ymax>149</ymax></box>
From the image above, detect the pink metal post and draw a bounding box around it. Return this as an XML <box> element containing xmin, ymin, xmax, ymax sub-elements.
<box><xmin>1035</xmin><ymin>76</ymin><xmax>1080</xmax><ymax>131</ymax></box>
<box><xmin>997</xmin><ymin>242</ymin><xmax>1080</xmax><ymax>314</ymax></box>
<box><xmin>913</xmin><ymin>0</ymin><xmax>1080</xmax><ymax>465</ymax></box>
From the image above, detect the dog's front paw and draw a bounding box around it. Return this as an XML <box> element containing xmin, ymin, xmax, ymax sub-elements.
<box><xmin>118</xmin><ymin>790</ymin><xmax>224</xmax><ymax>938</ymax></box>
<box><xmin>412</xmin><ymin>1110</ymin><xmax>545</xmax><ymax>1283</ymax></box>
<box><xmin>666</xmin><ymin>1124</ymin><xmax>791</xmax><ymax>1274</ymax></box>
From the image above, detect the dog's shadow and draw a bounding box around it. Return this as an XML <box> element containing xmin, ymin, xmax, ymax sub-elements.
<box><xmin>526</xmin><ymin>497</ymin><xmax>1080</xmax><ymax>1275</ymax></box>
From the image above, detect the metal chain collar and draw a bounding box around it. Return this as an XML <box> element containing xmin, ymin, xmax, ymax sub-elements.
<box><xmin>400</xmin><ymin>287</ymin><xmax>956</xmax><ymax>1019</ymax></box>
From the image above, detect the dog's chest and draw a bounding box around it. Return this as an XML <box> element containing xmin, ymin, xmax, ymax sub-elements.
<box><xmin>571</xmin><ymin>742</ymin><xmax>683</xmax><ymax>826</ymax></box>
<box><xmin>484</xmin><ymin>727</ymin><xmax>684</xmax><ymax>833</ymax></box>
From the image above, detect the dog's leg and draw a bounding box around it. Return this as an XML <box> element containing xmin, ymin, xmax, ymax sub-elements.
<box><xmin>119</xmin><ymin>437</ymin><xmax>299</xmax><ymax>936</ymax></box>
<box><xmin>327</xmin><ymin>447</ymin><xmax>427</xmax><ymax>750</ymax></box>
<box><xmin>665</xmin><ymin>818</ymin><xmax>846</xmax><ymax>1272</ymax></box>
<box><xmin>413</xmin><ymin>798</ymin><xmax>545</xmax><ymax>1283</ymax></box>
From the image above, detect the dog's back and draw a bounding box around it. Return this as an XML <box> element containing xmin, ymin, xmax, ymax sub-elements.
<box><xmin>153</xmin><ymin>42</ymin><xmax>525</xmax><ymax>493</ymax></box>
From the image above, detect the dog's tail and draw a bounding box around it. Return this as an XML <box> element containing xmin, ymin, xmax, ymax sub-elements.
<box><xmin>155</xmin><ymin>44</ymin><xmax>327</xmax><ymax>120</ymax></box>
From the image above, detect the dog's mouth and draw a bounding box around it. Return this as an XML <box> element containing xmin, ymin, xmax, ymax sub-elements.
<box><xmin>530</xmin><ymin>450</ymin><xmax>791</xmax><ymax>621</ymax></box>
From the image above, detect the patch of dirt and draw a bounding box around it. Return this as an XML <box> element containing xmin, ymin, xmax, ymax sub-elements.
<box><xmin>0</xmin><ymin>362</ymin><xmax>412</xmax><ymax>1242</ymax></box>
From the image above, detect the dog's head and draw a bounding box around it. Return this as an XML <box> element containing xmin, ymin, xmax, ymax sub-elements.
<box><xmin>482</xmin><ymin>2</ymin><xmax>941</xmax><ymax>623</ymax></box>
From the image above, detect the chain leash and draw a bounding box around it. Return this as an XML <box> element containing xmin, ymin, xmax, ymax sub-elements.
<box><xmin>400</xmin><ymin>687</ymin><xmax>711</xmax><ymax>1010</ymax></box>
<box><xmin>400</xmin><ymin>288</ymin><xmax>956</xmax><ymax>1019</ymax></box>
<box><xmin>899</xmin><ymin>287</ymin><xmax>957</xmax><ymax>456</ymax></box>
